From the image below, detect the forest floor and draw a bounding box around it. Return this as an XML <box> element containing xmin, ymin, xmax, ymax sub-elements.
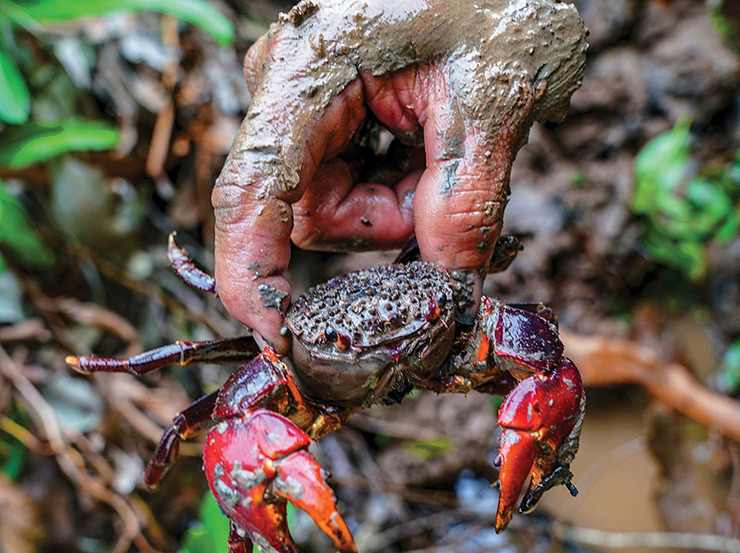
<box><xmin>1</xmin><ymin>1</ymin><xmax>740</xmax><ymax>553</ymax></box>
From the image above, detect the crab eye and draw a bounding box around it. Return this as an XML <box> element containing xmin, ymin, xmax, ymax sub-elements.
<box><xmin>324</xmin><ymin>327</ymin><xmax>350</xmax><ymax>351</ymax></box>
<box><xmin>324</xmin><ymin>327</ymin><xmax>338</xmax><ymax>343</ymax></box>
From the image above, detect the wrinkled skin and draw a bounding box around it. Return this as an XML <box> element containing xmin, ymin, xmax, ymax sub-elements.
<box><xmin>67</xmin><ymin>236</ymin><xmax>585</xmax><ymax>553</ymax></box>
<box><xmin>213</xmin><ymin>0</ymin><xmax>588</xmax><ymax>351</ymax></box>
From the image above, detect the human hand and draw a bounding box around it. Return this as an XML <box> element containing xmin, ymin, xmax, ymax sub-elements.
<box><xmin>213</xmin><ymin>0</ymin><xmax>587</xmax><ymax>353</ymax></box>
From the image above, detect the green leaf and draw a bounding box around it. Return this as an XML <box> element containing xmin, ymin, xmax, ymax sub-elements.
<box><xmin>714</xmin><ymin>210</ymin><xmax>740</xmax><ymax>243</ymax></box>
<box><xmin>0</xmin><ymin>179</ymin><xmax>53</xmax><ymax>270</ymax></box>
<box><xmin>0</xmin><ymin>44</ymin><xmax>30</xmax><ymax>124</ymax></box>
<box><xmin>9</xmin><ymin>0</ymin><xmax>234</xmax><ymax>46</ymax></box>
<box><xmin>0</xmin><ymin>120</ymin><xmax>119</xmax><ymax>169</ymax></box>
<box><xmin>633</xmin><ymin>120</ymin><xmax>691</xmax><ymax>215</ymax></box>
<box><xmin>633</xmin><ymin>122</ymin><xmax>740</xmax><ymax>278</ymax></box>
<box><xmin>403</xmin><ymin>437</ymin><xmax>452</xmax><ymax>459</ymax></box>
<box><xmin>719</xmin><ymin>341</ymin><xmax>740</xmax><ymax>394</ymax></box>
<box><xmin>686</xmin><ymin>178</ymin><xmax>738</xmax><ymax>240</ymax></box>
<box><xmin>489</xmin><ymin>395</ymin><xmax>504</xmax><ymax>414</ymax></box>
<box><xmin>0</xmin><ymin>401</ymin><xmax>30</xmax><ymax>480</ymax></box>
<box><xmin>640</xmin><ymin>226</ymin><xmax>706</xmax><ymax>280</ymax></box>
<box><xmin>181</xmin><ymin>525</ymin><xmax>218</xmax><ymax>553</ymax></box>
<box><xmin>182</xmin><ymin>492</ymin><xmax>235</xmax><ymax>553</ymax></box>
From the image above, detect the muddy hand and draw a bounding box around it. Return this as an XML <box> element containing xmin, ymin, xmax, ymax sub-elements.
<box><xmin>213</xmin><ymin>0</ymin><xmax>587</xmax><ymax>351</ymax></box>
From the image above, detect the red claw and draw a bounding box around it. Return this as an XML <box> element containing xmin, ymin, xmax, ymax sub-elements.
<box><xmin>495</xmin><ymin>429</ymin><xmax>536</xmax><ymax>531</ymax></box>
<box><xmin>203</xmin><ymin>409</ymin><xmax>357</xmax><ymax>553</ymax></box>
<box><xmin>494</xmin><ymin>358</ymin><xmax>585</xmax><ymax>532</ymax></box>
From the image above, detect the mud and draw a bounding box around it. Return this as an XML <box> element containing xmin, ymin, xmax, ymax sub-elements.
<box><xmin>217</xmin><ymin>0</ymin><xmax>588</xmax><ymax>199</ymax></box>
<box><xmin>449</xmin><ymin>268</ymin><xmax>484</xmax><ymax>324</ymax></box>
<box><xmin>257</xmin><ymin>283</ymin><xmax>289</xmax><ymax>311</ymax></box>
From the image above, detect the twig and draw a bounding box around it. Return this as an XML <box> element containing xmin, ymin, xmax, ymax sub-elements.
<box><xmin>362</xmin><ymin>509</ymin><xmax>470</xmax><ymax>553</ymax></box>
<box><xmin>397</xmin><ymin>524</ymin><xmax>740</xmax><ymax>553</ymax></box>
<box><xmin>349</xmin><ymin>412</ymin><xmax>446</xmax><ymax>442</ymax></box>
<box><xmin>67</xmin><ymin>242</ymin><xmax>236</xmax><ymax>338</ymax></box>
<box><xmin>54</xmin><ymin>298</ymin><xmax>140</xmax><ymax>355</ymax></box>
<box><xmin>99</xmin><ymin>388</ymin><xmax>171</xmax><ymax>448</ymax></box>
<box><xmin>18</xmin><ymin>274</ymin><xmax>81</xmax><ymax>352</ymax></box>
<box><xmin>0</xmin><ymin>346</ymin><xmax>169</xmax><ymax>553</ymax></box>
<box><xmin>0</xmin><ymin>318</ymin><xmax>51</xmax><ymax>343</ymax></box>
<box><xmin>0</xmin><ymin>414</ymin><xmax>54</xmax><ymax>455</ymax></box>
<box><xmin>552</xmin><ymin>523</ymin><xmax>740</xmax><ymax>552</ymax></box>
<box><xmin>561</xmin><ymin>331</ymin><xmax>740</xmax><ymax>442</ymax></box>
<box><xmin>146</xmin><ymin>100</ymin><xmax>175</xmax><ymax>180</ymax></box>
<box><xmin>329</xmin><ymin>472</ymin><xmax>458</xmax><ymax>508</ymax></box>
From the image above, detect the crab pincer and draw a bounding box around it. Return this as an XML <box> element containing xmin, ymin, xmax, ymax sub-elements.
<box><xmin>203</xmin><ymin>408</ymin><xmax>357</xmax><ymax>553</ymax></box>
<box><xmin>474</xmin><ymin>299</ymin><xmax>585</xmax><ymax>531</ymax></box>
<box><xmin>494</xmin><ymin>359</ymin><xmax>584</xmax><ymax>532</ymax></box>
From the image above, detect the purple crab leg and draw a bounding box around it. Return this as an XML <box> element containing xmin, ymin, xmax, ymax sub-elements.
<box><xmin>394</xmin><ymin>233</ymin><xmax>521</xmax><ymax>274</ymax></box>
<box><xmin>394</xmin><ymin>234</ymin><xmax>421</xmax><ymax>264</ymax></box>
<box><xmin>168</xmin><ymin>233</ymin><xmax>217</xmax><ymax>294</ymax></box>
<box><xmin>487</xmin><ymin>235</ymin><xmax>523</xmax><ymax>274</ymax></box>
<box><xmin>144</xmin><ymin>390</ymin><xmax>219</xmax><ymax>487</ymax></box>
<box><xmin>505</xmin><ymin>301</ymin><xmax>557</xmax><ymax>326</ymax></box>
<box><xmin>66</xmin><ymin>336</ymin><xmax>260</xmax><ymax>375</ymax></box>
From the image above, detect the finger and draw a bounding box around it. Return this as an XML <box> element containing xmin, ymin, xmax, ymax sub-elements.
<box><xmin>213</xmin><ymin>64</ymin><xmax>366</xmax><ymax>352</ymax></box>
<box><xmin>243</xmin><ymin>35</ymin><xmax>269</xmax><ymax>96</ymax></box>
<box><xmin>216</xmin><ymin>0</ymin><xmax>585</xmax><ymax>347</ymax></box>
<box><xmin>289</xmin><ymin>65</ymin><xmax>425</xmax><ymax>251</ymax></box>
<box><xmin>291</xmin><ymin>158</ymin><xmax>419</xmax><ymax>251</ymax></box>
<box><xmin>410</xmin><ymin>68</ymin><xmax>535</xmax><ymax>323</ymax></box>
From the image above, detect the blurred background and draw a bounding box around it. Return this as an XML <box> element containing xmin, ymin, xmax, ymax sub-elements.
<box><xmin>0</xmin><ymin>1</ymin><xmax>739</xmax><ymax>552</ymax></box>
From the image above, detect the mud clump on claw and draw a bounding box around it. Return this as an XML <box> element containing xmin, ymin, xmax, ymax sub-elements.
<box><xmin>287</xmin><ymin>262</ymin><xmax>453</xmax><ymax>350</ymax></box>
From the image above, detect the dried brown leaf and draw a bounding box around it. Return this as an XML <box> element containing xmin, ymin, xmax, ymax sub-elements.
<box><xmin>0</xmin><ymin>473</ymin><xmax>43</xmax><ymax>553</ymax></box>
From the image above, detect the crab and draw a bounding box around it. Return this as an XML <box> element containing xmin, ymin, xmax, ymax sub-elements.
<box><xmin>66</xmin><ymin>235</ymin><xmax>585</xmax><ymax>553</ymax></box>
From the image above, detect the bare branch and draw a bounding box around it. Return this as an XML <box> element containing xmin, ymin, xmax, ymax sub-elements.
<box><xmin>561</xmin><ymin>331</ymin><xmax>740</xmax><ymax>442</ymax></box>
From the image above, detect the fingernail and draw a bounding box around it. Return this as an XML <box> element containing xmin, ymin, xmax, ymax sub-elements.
<box><xmin>253</xmin><ymin>331</ymin><xmax>269</xmax><ymax>350</ymax></box>
<box><xmin>448</xmin><ymin>269</ymin><xmax>484</xmax><ymax>325</ymax></box>
<box><xmin>253</xmin><ymin>329</ymin><xmax>291</xmax><ymax>357</ymax></box>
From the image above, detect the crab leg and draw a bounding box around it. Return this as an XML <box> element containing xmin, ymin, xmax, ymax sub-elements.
<box><xmin>421</xmin><ymin>297</ymin><xmax>584</xmax><ymax>532</ymax></box>
<box><xmin>479</xmin><ymin>299</ymin><xmax>585</xmax><ymax>531</ymax></box>
<box><xmin>144</xmin><ymin>390</ymin><xmax>220</xmax><ymax>487</ymax></box>
<box><xmin>66</xmin><ymin>336</ymin><xmax>260</xmax><ymax>375</ymax></box>
<box><xmin>183</xmin><ymin>350</ymin><xmax>356</xmax><ymax>552</ymax></box>
<box><xmin>395</xmin><ymin>234</ymin><xmax>521</xmax><ymax>274</ymax></box>
<box><xmin>167</xmin><ymin>233</ymin><xmax>217</xmax><ymax>293</ymax></box>
<box><xmin>228</xmin><ymin>522</ymin><xmax>253</xmax><ymax>553</ymax></box>
<box><xmin>65</xmin><ymin>236</ymin><xmax>260</xmax><ymax>376</ymax></box>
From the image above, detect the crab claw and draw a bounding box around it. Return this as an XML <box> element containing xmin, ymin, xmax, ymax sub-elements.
<box><xmin>203</xmin><ymin>408</ymin><xmax>357</xmax><ymax>553</ymax></box>
<box><xmin>494</xmin><ymin>358</ymin><xmax>585</xmax><ymax>532</ymax></box>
